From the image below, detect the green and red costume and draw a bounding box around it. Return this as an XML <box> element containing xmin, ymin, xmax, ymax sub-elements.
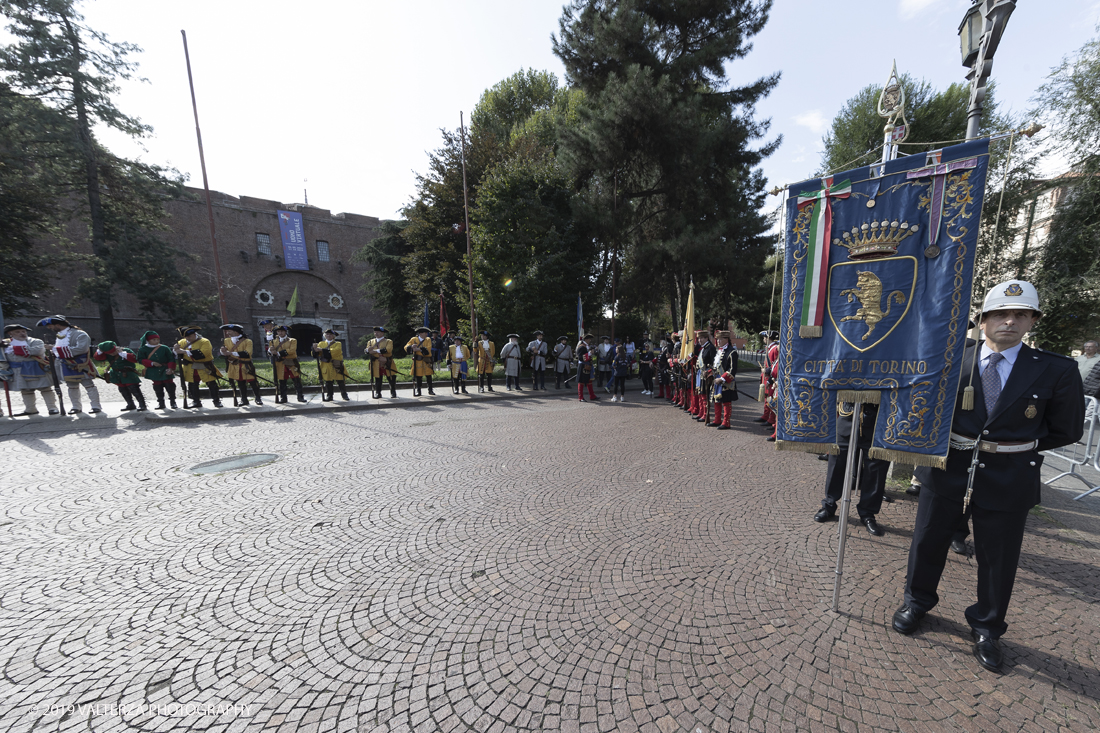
<box><xmin>94</xmin><ymin>341</ymin><xmax>147</xmax><ymax>411</ymax></box>
<box><xmin>136</xmin><ymin>331</ymin><xmax>178</xmax><ymax>409</ymax></box>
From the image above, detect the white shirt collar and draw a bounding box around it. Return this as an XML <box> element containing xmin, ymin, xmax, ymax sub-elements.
<box><xmin>980</xmin><ymin>340</ymin><xmax>1023</xmax><ymax>366</ymax></box>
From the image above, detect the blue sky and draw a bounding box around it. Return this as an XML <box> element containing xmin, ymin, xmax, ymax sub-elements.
<box><xmin>65</xmin><ymin>0</ymin><xmax>1100</xmax><ymax>220</ymax></box>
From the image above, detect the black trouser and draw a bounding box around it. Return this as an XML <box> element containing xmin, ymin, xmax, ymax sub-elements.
<box><xmin>322</xmin><ymin>380</ymin><xmax>348</xmax><ymax>401</ymax></box>
<box><xmin>277</xmin><ymin>377</ymin><xmax>305</xmax><ymax>402</ymax></box>
<box><xmin>640</xmin><ymin>366</ymin><xmax>653</xmax><ymax>392</ymax></box>
<box><xmin>905</xmin><ymin>488</ymin><xmax>1029</xmax><ymax>639</ymax></box>
<box><xmin>555</xmin><ymin>370</ymin><xmax>566</xmax><ymax>389</ymax></box>
<box><xmin>413</xmin><ymin>376</ymin><xmax>434</xmax><ymax>396</ymax></box>
<box><xmin>532</xmin><ymin>368</ymin><xmax>545</xmax><ymax>390</ymax></box>
<box><xmin>822</xmin><ymin>451</ymin><xmax>888</xmax><ymax>519</ymax></box>
<box><xmin>373</xmin><ymin>376</ymin><xmax>397</xmax><ymax>398</ymax></box>
<box><xmin>612</xmin><ymin>375</ymin><xmax>626</xmax><ymax>396</ymax></box>
<box><xmin>187</xmin><ymin>380</ymin><xmax>220</xmax><ymax>406</ymax></box>
<box><xmin>479</xmin><ymin>374</ymin><xmax>494</xmax><ymax>391</ymax></box>
<box><xmin>117</xmin><ymin>383</ymin><xmax>146</xmax><ymax>410</ymax></box>
<box><xmin>152</xmin><ymin>381</ymin><xmax>177</xmax><ymax>407</ymax></box>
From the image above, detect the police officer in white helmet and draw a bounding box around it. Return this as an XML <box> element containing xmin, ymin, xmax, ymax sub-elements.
<box><xmin>891</xmin><ymin>280</ymin><xmax>1084</xmax><ymax>673</ymax></box>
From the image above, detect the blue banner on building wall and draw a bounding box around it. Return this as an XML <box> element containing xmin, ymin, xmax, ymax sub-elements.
<box><xmin>775</xmin><ymin>139</ymin><xmax>991</xmax><ymax>468</ymax></box>
<box><xmin>277</xmin><ymin>210</ymin><xmax>309</xmax><ymax>271</ymax></box>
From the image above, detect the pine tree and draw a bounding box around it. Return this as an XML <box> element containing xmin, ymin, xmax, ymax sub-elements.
<box><xmin>552</xmin><ymin>0</ymin><xmax>779</xmax><ymax>333</ymax></box>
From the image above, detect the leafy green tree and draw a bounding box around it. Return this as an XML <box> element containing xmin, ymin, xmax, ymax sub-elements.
<box><xmin>0</xmin><ymin>82</ymin><xmax>68</xmax><ymax>315</ymax></box>
<box><xmin>0</xmin><ymin>0</ymin><xmax>207</xmax><ymax>339</ymax></box>
<box><xmin>1030</xmin><ymin>30</ymin><xmax>1100</xmax><ymax>351</ymax></box>
<box><xmin>552</xmin><ymin>0</ymin><xmax>779</xmax><ymax>334</ymax></box>
<box><xmin>353</xmin><ymin>219</ymin><xmax>415</xmax><ymax>332</ymax></box>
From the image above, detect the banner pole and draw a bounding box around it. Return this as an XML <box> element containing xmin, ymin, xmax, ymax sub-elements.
<box><xmin>832</xmin><ymin>401</ymin><xmax>864</xmax><ymax>613</ymax></box>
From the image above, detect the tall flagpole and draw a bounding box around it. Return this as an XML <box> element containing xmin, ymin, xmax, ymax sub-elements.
<box><xmin>181</xmin><ymin>30</ymin><xmax>228</xmax><ymax>325</ymax></box>
<box><xmin>459</xmin><ymin>112</ymin><xmax>476</xmax><ymax>337</ymax></box>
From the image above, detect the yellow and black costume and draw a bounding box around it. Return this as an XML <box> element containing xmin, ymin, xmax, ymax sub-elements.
<box><xmin>268</xmin><ymin>325</ymin><xmax>306</xmax><ymax>403</ymax></box>
<box><xmin>313</xmin><ymin>328</ymin><xmax>349</xmax><ymax>402</ymax></box>
<box><xmin>364</xmin><ymin>327</ymin><xmax>397</xmax><ymax>398</ymax></box>
<box><xmin>175</xmin><ymin>325</ymin><xmax>223</xmax><ymax>408</ymax></box>
<box><xmin>404</xmin><ymin>327</ymin><xmax>436</xmax><ymax>397</ymax></box>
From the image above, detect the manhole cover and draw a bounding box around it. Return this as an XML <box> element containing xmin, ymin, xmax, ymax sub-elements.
<box><xmin>188</xmin><ymin>453</ymin><xmax>280</xmax><ymax>474</ymax></box>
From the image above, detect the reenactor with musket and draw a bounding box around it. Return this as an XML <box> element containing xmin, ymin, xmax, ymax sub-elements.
<box><xmin>220</xmin><ymin>324</ymin><xmax>263</xmax><ymax>406</ymax></box>
<box><xmin>693</xmin><ymin>330</ymin><xmax>717</xmax><ymax>424</ymax></box>
<box><xmin>501</xmin><ymin>334</ymin><xmax>524</xmax><ymax>391</ymax></box>
<box><xmin>38</xmin><ymin>315</ymin><xmax>103</xmax><ymax>414</ymax></box>
<box><xmin>474</xmin><ymin>331</ymin><xmax>496</xmax><ymax>393</ymax></box>
<box><xmin>313</xmin><ymin>328</ymin><xmax>350</xmax><ymax>402</ymax></box>
<box><xmin>93</xmin><ymin>341</ymin><xmax>147</xmax><ymax>411</ymax></box>
<box><xmin>527</xmin><ymin>331</ymin><xmax>548</xmax><ymax>390</ymax></box>
<box><xmin>268</xmin><ymin>325</ymin><xmax>306</xmax><ymax>404</ymax></box>
<box><xmin>575</xmin><ymin>333</ymin><xmax>600</xmax><ymax>402</ymax></box>
<box><xmin>711</xmin><ymin>330</ymin><xmax>738</xmax><ymax>430</ymax></box>
<box><xmin>137</xmin><ymin>331</ymin><xmax>178</xmax><ymax>409</ymax></box>
<box><xmin>405</xmin><ymin>326</ymin><xmax>436</xmax><ymax>397</ymax></box>
<box><xmin>3</xmin><ymin>324</ymin><xmax>59</xmax><ymax>416</ymax></box>
<box><xmin>364</xmin><ymin>326</ymin><xmax>397</xmax><ymax>399</ymax></box>
<box><xmin>447</xmin><ymin>334</ymin><xmax>472</xmax><ymax>394</ymax></box>
<box><xmin>552</xmin><ymin>336</ymin><xmax>572</xmax><ymax>389</ymax></box>
<box><xmin>175</xmin><ymin>325</ymin><xmax>223</xmax><ymax>408</ymax></box>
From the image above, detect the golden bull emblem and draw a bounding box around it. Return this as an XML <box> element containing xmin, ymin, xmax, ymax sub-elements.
<box><xmin>838</xmin><ymin>271</ymin><xmax>907</xmax><ymax>341</ymax></box>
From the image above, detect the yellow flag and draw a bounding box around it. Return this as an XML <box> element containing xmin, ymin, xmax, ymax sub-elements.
<box><xmin>287</xmin><ymin>285</ymin><xmax>299</xmax><ymax>316</ymax></box>
<box><xmin>679</xmin><ymin>280</ymin><xmax>695</xmax><ymax>360</ymax></box>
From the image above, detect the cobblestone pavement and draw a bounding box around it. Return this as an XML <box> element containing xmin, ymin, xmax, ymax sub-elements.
<box><xmin>2</xmin><ymin>392</ymin><xmax>1098</xmax><ymax>733</ymax></box>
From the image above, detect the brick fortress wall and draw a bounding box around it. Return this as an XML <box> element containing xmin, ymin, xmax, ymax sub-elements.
<box><xmin>27</xmin><ymin>187</ymin><xmax>385</xmax><ymax>354</ymax></box>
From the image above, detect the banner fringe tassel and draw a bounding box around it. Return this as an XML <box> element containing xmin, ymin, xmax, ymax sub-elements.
<box><xmin>775</xmin><ymin>439</ymin><xmax>839</xmax><ymax>456</ymax></box>
<box><xmin>799</xmin><ymin>325</ymin><xmax>822</xmax><ymax>338</ymax></box>
<box><xmin>961</xmin><ymin>385</ymin><xmax>975</xmax><ymax>411</ymax></box>
<box><xmin>836</xmin><ymin>390</ymin><xmax>882</xmax><ymax>404</ymax></box>
<box><xmin>868</xmin><ymin>447</ymin><xmax>947</xmax><ymax>469</ymax></box>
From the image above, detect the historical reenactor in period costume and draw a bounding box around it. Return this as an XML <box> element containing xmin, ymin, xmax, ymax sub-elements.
<box><xmin>267</xmin><ymin>325</ymin><xmax>306</xmax><ymax>404</ymax></box>
<box><xmin>405</xmin><ymin>326</ymin><xmax>436</xmax><ymax>397</ymax></box>
<box><xmin>38</xmin><ymin>315</ymin><xmax>102</xmax><ymax>414</ymax></box>
<box><xmin>219</xmin><ymin>324</ymin><xmax>263</xmax><ymax>406</ymax></box>
<box><xmin>694</xmin><ymin>330</ymin><xmax>717</xmax><ymax>424</ymax></box>
<box><xmin>474</xmin><ymin>331</ymin><xmax>496</xmax><ymax>393</ymax></box>
<box><xmin>711</xmin><ymin>331</ymin><xmax>738</xmax><ymax>429</ymax></box>
<box><xmin>756</xmin><ymin>331</ymin><xmax>779</xmax><ymax>426</ymax></box>
<box><xmin>527</xmin><ymin>331</ymin><xmax>548</xmax><ymax>390</ymax></box>
<box><xmin>892</xmin><ymin>280</ymin><xmax>1084</xmax><ymax>674</ymax></box>
<box><xmin>655</xmin><ymin>335</ymin><xmax>672</xmax><ymax>399</ymax></box>
<box><xmin>313</xmin><ymin>328</ymin><xmax>349</xmax><ymax>402</ymax></box>
<box><xmin>813</xmin><ymin>403</ymin><xmax>889</xmax><ymax>536</ymax></box>
<box><xmin>137</xmin><ymin>331</ymin><xmax>178</xmax><ymax>409</ymax></box>
<box><xmin>447</xmin><ymin>335</ymin><xmax>472</xmax><ymax>394</ymax></box>
<box><xmin>638</xmin><ymin>339</ymin><xmax>655</xmax><ymax>396</ymax></box>
<box><xmin>175</xmin><ymin>326</ymin><xmax>224</xmax><ymax>408</ymax></box>
<box><xmin>575</xmin><ymin>333</ymin><xmax>600</xmax><ymax>402</ymax></box>
<box><xmin>552</xmin><ymin>336</ymin><xmax>573</xmax><ymax>389</ymax></box>
<box><xmin>3</xmin><ymin>324</ymin><xmax>59</xmax><ymax>416</ymax></box>
<box><xmin>93</xmin><ymin>341</ymin><xmax>147</xmax><ymax>411</ymax></box>
<box><xmin>501</xmin><ymin>334</ymin><xmax>524</xmax><ymax>391</ymax></box>
<box><xmin>365</xmin><ymin>326</ymin><xmax>397</xmax><ymax>399</ymax></box>
<box><xmin>596</xmin><ymin>336</ymin><xmax>613</xmax><ymax>391</ymax></box>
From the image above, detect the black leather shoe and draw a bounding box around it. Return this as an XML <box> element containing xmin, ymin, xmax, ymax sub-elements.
<box><xmin>752</xmin><ymin>417</ymin><xmax>767</xmax><ymax>423</ymax></box>
<box><xmin>892</xmin><ymin>604</ymin><xmax>924</xmax><ymax>635</ymax></box>
<box><xmin>951</xmin><ymin>539</ymin><xmax>968</xmax><ymax>555</ymax></box>
<box><xmin>813</xmin><ymin>507</ymin><xmax>835</xmax><ymax>523</ymax></box>
<box><xmin>882</xmin><ymin>494</ymin><xmax>894</xmax><ymax>503</ymax></box>
<box><xmin>971</xmin><ymin>630</ymin><xmax>1003</xmax><ymax>672</ymax></box>
<box><xmin>862</xmin><ymin>517</ymin><xmax>885</xmax><ymax>536</ymax></box>
<box><xmin>905</xmin><ymin>485</ymin><xmax>921</xmax><ymax>497</ymax></box>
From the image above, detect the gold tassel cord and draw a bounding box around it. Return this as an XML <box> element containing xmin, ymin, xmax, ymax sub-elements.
<box><xmin>799</xmin><ymin>325</ymin><xmax>822</xmax><ymax>338</ymax></box>
<box><xmin>961</xmin><ymin>385</ymin><xmax>975</xmax><ymax>411</ymax></box>
<box><xmin>757</xmin><ymin>383</ymin><xmax>766</xmax><ymax>402</ymax></box>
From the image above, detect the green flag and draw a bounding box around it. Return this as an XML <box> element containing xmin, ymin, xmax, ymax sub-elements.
<box><xmin>287</xmin><ymin>285</ymin><xmax>299</xmax><ymax>316</ymax></box>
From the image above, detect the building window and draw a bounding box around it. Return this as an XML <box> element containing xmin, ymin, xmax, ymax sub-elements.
<box><xmin>256</xmin><ymin>233</ymin><xmax>271</xmax><ymax>256</ymax></box>
<box><xmin>316</xmin><ymin>240</ymin><xmax>330</xmax><ymax>262</ymax></box>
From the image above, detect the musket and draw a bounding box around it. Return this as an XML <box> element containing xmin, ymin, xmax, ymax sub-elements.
<box><xmin>47</xmin><ymin>353</ymin><xmax>66</xmax><ymax>417</ymax></box>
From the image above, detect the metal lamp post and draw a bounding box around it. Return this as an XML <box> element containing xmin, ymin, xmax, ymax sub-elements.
<box><xmin>960</xmin><ymin>0</ymin><xmax>1016</xmax><ymax>141</ymax></box>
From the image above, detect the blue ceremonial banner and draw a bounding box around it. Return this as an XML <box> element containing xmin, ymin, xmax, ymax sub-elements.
<box><xmin>775</xmin><ymin>140</ymin><xmax>991</xmax><ymax>468</ymax></box>
<box><xmin>277</xmin><ymin>210</ymin><xmax>309</xmax><ymax>271</ymax></box>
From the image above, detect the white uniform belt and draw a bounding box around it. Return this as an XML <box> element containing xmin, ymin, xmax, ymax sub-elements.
<box><xmin>949</xmin><ymin>432</ymin><xmax>1037</xmax><ymax>454</ymax></box>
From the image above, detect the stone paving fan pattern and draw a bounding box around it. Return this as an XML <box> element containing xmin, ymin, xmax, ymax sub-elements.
<box><xmin>1</xmin><ymin>397</ymin><xmax>1098</xmax><ymax>732</ymax></box>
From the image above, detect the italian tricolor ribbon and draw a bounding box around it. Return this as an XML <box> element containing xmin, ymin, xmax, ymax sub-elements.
<box><xmin>796</xmin><ymin>177</ymin><xmax>851</xmax><ymax>338</ymax></box>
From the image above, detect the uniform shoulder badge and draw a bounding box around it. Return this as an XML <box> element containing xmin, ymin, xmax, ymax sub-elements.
<box><xmin>1036</xmin><ymin>348</ymin><xmax>1074</xmax><ymax>362</ymax></box>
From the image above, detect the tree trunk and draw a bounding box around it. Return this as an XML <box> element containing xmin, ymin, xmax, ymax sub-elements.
<box><xmin>63</xmin><ymin>15</ymin><xmax>116</xmax><ymax>342</ymax></box>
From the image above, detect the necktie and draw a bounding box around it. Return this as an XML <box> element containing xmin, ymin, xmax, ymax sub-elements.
<box><xmin>983</xmin><ymin>352</ymin><xmax>1005</xmax><ymax>415</ymax></box>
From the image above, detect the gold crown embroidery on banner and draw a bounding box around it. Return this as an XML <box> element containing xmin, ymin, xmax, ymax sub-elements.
<box><xmin>833</xmin><ymin>219</ymin><xmax>919</xmax><ymax>260</ymax></box>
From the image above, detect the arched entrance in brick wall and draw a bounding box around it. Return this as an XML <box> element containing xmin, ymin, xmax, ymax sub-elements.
<box><xmin>289</xmin><ymin>323</ymin><xmax>323</xmax><ymax>352</ymax></box>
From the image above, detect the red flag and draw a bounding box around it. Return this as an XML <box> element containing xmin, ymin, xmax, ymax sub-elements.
<box><xmin>439</xmin><ymin>291</ymin><xmax>449</xmax><ymax>336</ymax></box>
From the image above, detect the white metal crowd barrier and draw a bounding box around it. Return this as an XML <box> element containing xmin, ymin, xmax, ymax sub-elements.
<box><xmin>1042</xmin><ymin>396</ymin><xmax>1100</xmax><ymax>501</ymax></box>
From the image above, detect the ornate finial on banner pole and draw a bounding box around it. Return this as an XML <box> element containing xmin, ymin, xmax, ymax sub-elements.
<box><xmin>768</xmin><ymin>185</ymin><xmax>783</xmax><ymax>197</ymax></box>
<box><xmin>877</xmin><ymin>61</ymin><xmax>909</xmax><ymax>167</ymax></box>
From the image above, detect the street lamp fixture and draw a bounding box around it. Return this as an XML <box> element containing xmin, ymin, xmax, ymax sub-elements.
<box><xmin>958</xmin><ymin>3</ymin><xmax>981</xmax><ymax>68</ymax></box>
<box><xmin>959</xmin><ymin>0</ymin><xmax>1016</xmax><ymax>140</ymax></box>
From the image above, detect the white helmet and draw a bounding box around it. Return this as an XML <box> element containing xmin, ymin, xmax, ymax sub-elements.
<box><xmin>981</xmin><ymin>279</ymin><xmax>1041</xmax><ymax>315</ymax></box>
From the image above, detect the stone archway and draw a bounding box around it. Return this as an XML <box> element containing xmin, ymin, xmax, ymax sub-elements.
<box><xmin>290</xmin><ymin>323</ymin><xmax>323</xmax><ymax>352</ymax></box>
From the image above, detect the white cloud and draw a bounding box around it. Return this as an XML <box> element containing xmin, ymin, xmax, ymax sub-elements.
<box><xmin>793</xmin><ymin>110</ymin><xmax>829</xmax><ymax>135</ymax></box>
<box><xmin>898</xmin><ymin>0</ymin><xmax>943</xmax><ymax>20</ymax></box>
